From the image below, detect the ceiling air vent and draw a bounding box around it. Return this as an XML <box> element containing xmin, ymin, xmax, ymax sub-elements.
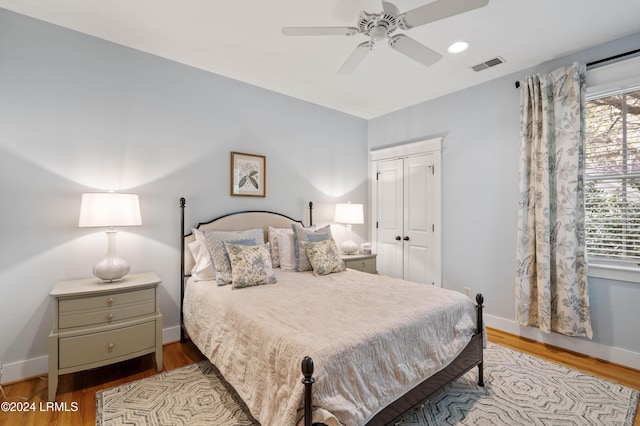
<box><xmin>472</xmin><ymin>57</ymin><xmax>505</xmax><ymax>72</ymax></box>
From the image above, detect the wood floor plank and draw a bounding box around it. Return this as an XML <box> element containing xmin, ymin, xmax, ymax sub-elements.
<box><xmin>0</xmin><ymin>331</ymin><xmax>637</xmax><ymax>425</ymax></box>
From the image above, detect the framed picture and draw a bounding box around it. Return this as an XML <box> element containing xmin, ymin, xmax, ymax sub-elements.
<box><xmin>230</xmin><ymin>152</ymin><xmax>266</xmax><ymax>197</ymax></box>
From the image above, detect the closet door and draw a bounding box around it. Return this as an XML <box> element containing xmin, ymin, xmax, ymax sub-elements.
<box><xmin>375</xmin><ymin>158</ymin><xmax>404</xmax><ymax>279</ymax></box>
<box><xmin>371</xmin><ymin>137</ymin><xmax>442</xmax><ymax>286</ymax></box>
<box><xmin>404</xmin><ymin>154</ymin><xmax>436</xmax><ymax>285</ymax></box>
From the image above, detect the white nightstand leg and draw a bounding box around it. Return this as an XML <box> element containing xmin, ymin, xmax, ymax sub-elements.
<box><xmin>155</xmin><ymin>313</ymin><xmax>163</xmax><ymax>371</ymax></box>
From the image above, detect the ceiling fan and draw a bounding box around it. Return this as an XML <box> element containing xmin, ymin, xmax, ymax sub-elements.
<box><xmin>282</xmin><ymin>0</ymin><xmax>489</xmax><ymax>74</ymax></box>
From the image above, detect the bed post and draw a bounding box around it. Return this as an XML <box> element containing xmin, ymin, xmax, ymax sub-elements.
<box><xmin>308</xmin><ymin>201</ymin><xmax>313</xmax><ymax>227</ymax></box>
<box><xmin>180</xmin><ymin>197</ymin><xmax>186</xmax><ymax>343</ymax></box>
<box><xmin>476</xmin><ymin>293</ymin><xmax>484</xmax><ymax>387</ymax></box>
<box><xmin>301</xmin><ymin>356</ymin><xmax>315</xmax><ymax>426</ymax></box>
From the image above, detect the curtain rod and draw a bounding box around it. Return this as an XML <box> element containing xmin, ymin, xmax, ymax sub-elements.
<box><xmin>514</xmin><ymin>48</ymin><xmax>640</xmax><ymax>89</ymax></box>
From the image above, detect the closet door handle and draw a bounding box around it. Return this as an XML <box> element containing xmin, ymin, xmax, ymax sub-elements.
<box><xmin>403</xmin><ymin>236</ymin><xmax>410</xmax><ymax>241</ymax></box>
<box><xmin>395</xmin><ymin>236</ymin><xmax>401</xmax><ymax>241</ymax></box>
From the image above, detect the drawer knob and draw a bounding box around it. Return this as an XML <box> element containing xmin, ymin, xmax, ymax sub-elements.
<box><xmin>106</xmin><ymin>297</ymin><xmax>114</xmax><ymax>305</ymax></box>
<box><xmin>107</xmin><ymin>342</ymin><xmax>114</xmax><ymax>351</ymax></box>
<box><xmin>107</xmin><ymin>313</ymin><xmax>114</xmax><ymax>321</ymax></box>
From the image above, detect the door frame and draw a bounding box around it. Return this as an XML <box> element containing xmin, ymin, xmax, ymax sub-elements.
<box><xmin>370</xmin><ymin>137</ymin><xmax>442</xmax><ymax>286</ymax></box>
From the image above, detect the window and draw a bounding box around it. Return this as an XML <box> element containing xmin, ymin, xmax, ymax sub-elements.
<box><xmin>584</xmin><ymin>54</ymin><xmax>640</xmax><ymax>282</ymax></box>
<box><xmin>585</xmin><ymin>87</ymin><xmax>640</xmax><ymax>268</ymax></box>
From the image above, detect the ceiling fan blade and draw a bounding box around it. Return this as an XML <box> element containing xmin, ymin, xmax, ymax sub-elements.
<box><xmin>338</xmin><ymin>42</ymin><xmax>372</xmax><ymax>74</ymax></box>
<box><xmin>399</xmin><ymin>0</ymin><xmax>489</xmax><ymax>29</ymax></box>
<box><xmin>381</xmin><ymin>1</ymin><xmax>399</xmax><ymax>16</ymax></box>
<box><xmin>388</xmin><ymin>34</ymin><xmax>442</xmax><ymax>67</ymax></box>
<box><xmin>282</xmin><ymin>27</ymin><xmax>359</xmax><ymax>36</ymax></box>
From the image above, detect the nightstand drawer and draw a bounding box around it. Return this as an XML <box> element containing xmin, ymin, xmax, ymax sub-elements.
<box><xmin>345</xmin><ymin>257</ymin><xmax>377</xmax><ymax>274</ymax></box>
<box><xmin>59</xmin><ymin>288</ymin><xmax>154</xmax><ymax>313</ymax></box>
<box><xmin>58</xmin><ymin>321</ymin><xmax>156</xmax><ymax>369</ymax></box>
<box><xmin>58</xmin><ymin>301</ymin><xmax>156</xmax><ymax>329</ymax></box>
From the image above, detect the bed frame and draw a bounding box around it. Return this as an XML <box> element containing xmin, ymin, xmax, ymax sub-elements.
<box><xmin>179</xmin><ymin>197</ymin><xmax>484</xmax><ymax>426</ymax></box>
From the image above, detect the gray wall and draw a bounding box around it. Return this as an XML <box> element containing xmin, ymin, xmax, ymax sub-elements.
<box><xmin>368</xmin><ymin>32</ymin><xmax>640</xmax><ymax>367</ymax></box>
<box><xmin>0</xmin><ymin>10</ymin><xmax>368</xmax><ymax>378</ymax></box>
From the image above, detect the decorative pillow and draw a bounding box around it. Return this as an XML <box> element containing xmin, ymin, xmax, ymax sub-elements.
<box><xmin>303</xmin><ymin>239</ymin><xmax>346</xmax><ymax>276</ymax></box>
<box><xmin>223</xmin><ymin>238</ymin><xmax>257</xmax><ymax>254</ymax></box>
<box><xmin>268</xmin><ymin>226</ymin><xmax>293</xmax><ymax>268</ymax></box>
<box><xmin>276</xmin><ymin>231</ymin><xmax>296</xmax><ymax>271</ymax></box>
<box><xmin>292</xmin><ymin>223</ymin><xmax>332</xmax><ymax>272</ymax></box>
<box><xmin>187</xmin><ymin>240</ymin><xmax>216</xmax><ymax>282</ymax></box>
<box><xmin>225</xmin><ymin>242</ymin><xmax>276</xmax><ymax>289</ymax></box>
<box><xmin>194</xmin><ymin>227</ymin><xmax>264</xmax><ymax>285</ymax></box>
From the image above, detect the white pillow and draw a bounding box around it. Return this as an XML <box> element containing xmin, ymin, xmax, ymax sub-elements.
<box><xmin>276</xmin><ymin>232</ymin><xmax>296</xmax><ymax>271</ymax></box>
<box><xmin>187</xmin><ymin>240</ymin><xmax>216</xmax><ymax>282</ymax></box>
<box><xmin>268</xmin><ymin>226</ymin><xmax>293</xmax><ymax>268</ymax></box>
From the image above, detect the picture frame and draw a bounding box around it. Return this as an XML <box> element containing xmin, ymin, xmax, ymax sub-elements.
<box><xmin>230</xmin><ymin>152</ymin><xmax>266</xmax><ymax>197</ymax></box>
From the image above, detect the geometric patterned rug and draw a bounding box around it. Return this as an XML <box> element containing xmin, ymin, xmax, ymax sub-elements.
<box><xmin>96</xmin><ymin>344</ymin><xmax>639</xmax><ymax>426</ymax></box>
<box><xmin>96</xmin><ymin>361</ymin><xmax>257</xmax><ymax>426</ymax></box>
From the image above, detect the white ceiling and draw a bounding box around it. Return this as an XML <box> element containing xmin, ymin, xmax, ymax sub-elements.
<box><xmin>2</xmin><ymin>0</ymin><xmax>640</xmax><ymax>119</ymax></box>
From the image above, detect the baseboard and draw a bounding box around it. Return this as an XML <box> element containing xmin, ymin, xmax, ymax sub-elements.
<box><xmin>1</xmin><ymin>355</ymin><xmax>48</xmax><ymax>385</ymax></box>
<box><xmin>485</xmin><ymin>314</ymin><xmax>640</xmax><ymax>371</ymax></box>
<box><xmin>1</xmin><ymin>325</ymin><xmax>183</xmax><ymax>385</ymax></box>
<box><xmin>162</xmin><ymin>325</ymin><xmax>181</xmax><ymax>344</ymax></box>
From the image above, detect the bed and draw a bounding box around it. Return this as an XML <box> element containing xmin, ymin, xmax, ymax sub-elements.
<box><xmin>179</xmin><ymin>198</ymin><xmax>484</xmax><ymax>426</ymax></box>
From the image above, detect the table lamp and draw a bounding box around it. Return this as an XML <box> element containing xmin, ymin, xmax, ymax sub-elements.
<box><xmin>79</xmin><ymin>192</ymin><xmax>142</xmax><ymax>282</ymax></box>
<box><xmin>334</xmin><ymin>202</ymin><xmax>364</xmax><ymax>254</ymax></box>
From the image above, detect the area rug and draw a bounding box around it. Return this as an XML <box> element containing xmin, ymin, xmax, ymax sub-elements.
<box><xmin>96</xmin><ymin>344</ymin><xmax>639</xmax><ymax>426</ymax></box>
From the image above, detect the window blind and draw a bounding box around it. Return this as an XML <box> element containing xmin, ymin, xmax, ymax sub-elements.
<box><xmin>585</xmin><ymin>88</ymin><xmax>640</xmax><ymax>264</ymax></box>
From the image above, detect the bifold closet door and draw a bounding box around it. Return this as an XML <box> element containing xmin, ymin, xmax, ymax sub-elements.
<box><xmin>374</xmin><ymin>154</ymin><xmax>437</xmax><ymax>285</ymax></box>
<box><xmin>403</xmin><ymin>154</ymin><xmax>436</xmax><ymax>285</ymax></box>
<box><xmin>375</xmin><ymin>158</ymin><xmax>403</xmax><ymax>279</ymax></box>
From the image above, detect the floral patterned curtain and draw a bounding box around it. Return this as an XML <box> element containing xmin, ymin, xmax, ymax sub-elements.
<box><xmin>515</xmin><ymin>63</ymin><xmax>593</xmax><ymax>339</ymax></box>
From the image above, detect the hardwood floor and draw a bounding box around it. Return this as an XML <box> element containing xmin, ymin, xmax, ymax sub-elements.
<box><xmin>0</xmin><ymin>328</ymin><xmax>638</xmax><ymax>426</ymax></box>
<box><xmin>0</xmin><ymin>340</ymin><xmax>206</xmax><ymax>426</ymax></box>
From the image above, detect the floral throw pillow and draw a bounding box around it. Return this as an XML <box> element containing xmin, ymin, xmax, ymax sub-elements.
<box><xmin>292</xmin><ymin>223</ymin><xmax>332</xmax><ymax>272</ymax></box>
<box><xmin>303</xmin><ymin>239</ymin><xmax>346</xmax><ymax>276</ymax></box>
<box><xmin>225</xmin><ymin>242</ymin><xmax>277</xmax><ymax>289</ymax></box>
<box><xmin>194</xmin><ymin>227</ymin><xmax>264</xmax><ymax>285</ymax></box>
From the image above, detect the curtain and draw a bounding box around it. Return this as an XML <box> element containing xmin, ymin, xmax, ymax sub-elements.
<box><xmin>515</xmin><ymin>63</ymin><xmax>593</xmax><ymax>339</ymax></box>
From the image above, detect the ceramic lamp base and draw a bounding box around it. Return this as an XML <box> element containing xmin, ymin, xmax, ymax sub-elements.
<box><xmin>93</xmin><ymin>229</ymin><xmax>131</xmax><ymax>282</ymax></box>
<box><xmin>340</xmin><ymin>239</ymin><xmax>358</xmax><ymax>255</ymax></box>
<box><xmin>93</xmin><ymin>256</ymin><xmax>130</xmax><ymax>282</ymax></box>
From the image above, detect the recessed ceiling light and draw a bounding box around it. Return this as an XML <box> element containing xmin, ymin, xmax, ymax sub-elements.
<box><xmin>448</xmin><ymin>41</ymin><xmax>469</xmax><ymax>54</ymax></box>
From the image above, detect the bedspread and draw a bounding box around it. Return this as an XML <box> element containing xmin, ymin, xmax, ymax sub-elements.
<box><xmin>183</xmin><ymin>269</ymin><xmax>477</xmax><ymax>426</ymax></box>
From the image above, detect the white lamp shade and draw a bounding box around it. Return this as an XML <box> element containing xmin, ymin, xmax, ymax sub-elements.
<box><xmin>79</xmin><ymin>193</ymin><xmax>142</xmax><ymax>227</ymax></box>
<box><xmin>334</xmin><ymin>203</ymin><xmax>364</xmax><ymax>224</ymax></box>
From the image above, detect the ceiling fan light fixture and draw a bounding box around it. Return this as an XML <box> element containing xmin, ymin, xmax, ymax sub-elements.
<box><xmin>447</xmin><ymin>41</ymin><xmax>469</xmax><ymax>54</ymax></box>
<box><xmin>369</xmin><ymin>24</ymin><xmax>388</xmax><ymax>42</ymax></box>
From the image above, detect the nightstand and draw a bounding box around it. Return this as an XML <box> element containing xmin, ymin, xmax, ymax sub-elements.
<box><xmin>341</xmin><ymin>253</ymin><xmax>377</xmax><ymax>274</ymax></box>
<box><xmin>48</xmin><ymin>272</ymin><xmax>163</xmax><ymax>401</ymax></box>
